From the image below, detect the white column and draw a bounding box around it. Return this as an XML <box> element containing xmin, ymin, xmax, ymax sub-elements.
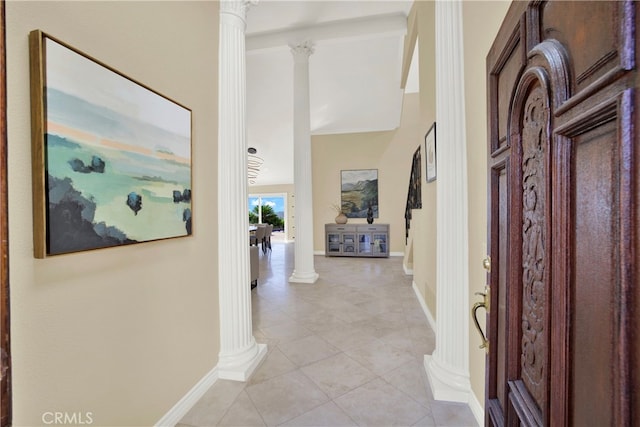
<box><xmin>288</xmin><ymin>41</ymin><xmax>319</xmax><ymax>284</ymax></box>
<box><xmin>424</xmin><ymin>0</ymin><xmax>472</xmax><ymax>402</ymax></box>
<box><xmin>218</xmin><ymin>0</ymin><xmax>266</xmax><ymax>381</ymax></box>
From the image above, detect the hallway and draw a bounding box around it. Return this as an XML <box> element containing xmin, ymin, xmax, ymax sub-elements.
<box><xmin>179</xmin><ymin>241</ymin><xmax>478</xmax><ymax>426</ymax></box>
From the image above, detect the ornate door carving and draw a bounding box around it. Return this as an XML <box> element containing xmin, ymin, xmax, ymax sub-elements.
<box><xmin>519</xmin><ymin>83</ymin><xmax>549</xmax><ymax>415</ymax></box>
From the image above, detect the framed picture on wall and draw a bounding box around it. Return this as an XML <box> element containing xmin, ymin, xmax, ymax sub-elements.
<box><xmin>341</xmin><ymin>169</ymin><xmax>378</xmax><ymax>218</ymax></box>
<box><xmin>425</xmin><ymin>122</ymin><xmax>437</xmax><ymax>182</ymax></box>
<box><xmin>29</xmin><ymin>30</ymin><xmax>193</xmax><ymax>258</ymax></box>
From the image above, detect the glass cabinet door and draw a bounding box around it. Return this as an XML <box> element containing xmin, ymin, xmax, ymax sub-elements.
<box><xmin>326</xmin><ymin>225</ymin><xmax>388</xmax><ymax>257</ymax></box>
<box><xmin>327</xmin><ymin>233</ymin><xmax>341</xmax><ymax>253</ymax></box>
<box><xmin>372</xmin><ymin>233</ymin><xmax>387</xmax><ymax>255</ymax></box>
<box><xmin>358</xmin><ymin>233</ymin><xmax>372</xmax><ymax>255</ymax></box>
<box><xmin>342</xmin><ymin>233</ymin><xmax>356</xmax><ymax>254</ymax></box>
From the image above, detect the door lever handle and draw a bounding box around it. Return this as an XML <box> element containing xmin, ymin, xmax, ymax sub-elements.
<box><xmin>471</xmin><ymin>285</ymin><xmax>490</xmax><ymax>352</ymax></box>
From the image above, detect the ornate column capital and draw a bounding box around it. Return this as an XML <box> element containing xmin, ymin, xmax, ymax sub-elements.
<box><xmin>220</xmin><ymin>0</ymin><xmax>258</xmax><ymax>28</ymax></box>
<box><xmin>289</xmin><ymin>41</ymin><xmax>315</xmax><ymax>59</ymax></box>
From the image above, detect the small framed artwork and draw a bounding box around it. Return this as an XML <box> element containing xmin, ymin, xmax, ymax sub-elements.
<box><xmin>29</xmin><ymin>30</ymin><xmax>193</xmax><ymax>257</ymax></box>
<box><xmin>425</xmin><ymin>122</ymin><xmax>437</xmax><ymax>183</ymax></box>
<box><xmin>341</xmin><ymin>169</ymin><xmax>378</xmax><ymax>218</ymax></box>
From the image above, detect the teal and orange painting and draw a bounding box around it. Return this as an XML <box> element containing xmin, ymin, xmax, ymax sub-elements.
<box><xmin>42</xmin><ymin>37</ymin><xmax>192</xmax><ymax>255</ymax></box>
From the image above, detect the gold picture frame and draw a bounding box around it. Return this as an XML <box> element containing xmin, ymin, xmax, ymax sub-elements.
<box><xmin>29</xmin><ymin>30</ymin><xmax>193</xmax><ymax>257</ymax></box>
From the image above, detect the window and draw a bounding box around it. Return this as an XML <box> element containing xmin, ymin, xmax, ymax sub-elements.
<box><xmin>248</xmin><ymin>194</ymin><xmax>286</xmax><ymax>232</ymax></box>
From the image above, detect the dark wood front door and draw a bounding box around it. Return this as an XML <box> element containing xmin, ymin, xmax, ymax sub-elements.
<box><xmin>485</xmin><ymin>1</ymin><xmax>638</xmax><ymax>425</ymax></box>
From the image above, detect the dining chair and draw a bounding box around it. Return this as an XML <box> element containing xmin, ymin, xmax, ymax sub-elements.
<box><xmin>249</xmin><ymin>245</ymin><xmax>259</xmax><ymax>289</ymax></box>
<box><xmin>264</xmin><ymin>224</ymin><xmax>273</xmax><ymax>252</ymax></box>
<box><xmin>249</xmin><ymin>226</ymin><xmax>257</xmax><ymax>245</ymax></box>
<box><xmin>254</xmin><ymin>225</ymin><xmax>266</xmax><ymax>253</ymax></box>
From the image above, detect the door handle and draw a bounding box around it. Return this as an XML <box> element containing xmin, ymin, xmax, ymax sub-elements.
<box><xmin>472</xmin><ymin>285</ymin><xmax>490</xmax><ymax>352</ymax></box>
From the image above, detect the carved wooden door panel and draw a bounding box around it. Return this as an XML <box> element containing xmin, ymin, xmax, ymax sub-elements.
<box><xmin>486</xmin><ymin>1</ymin><xmax>638</xmax><ymax>426</ymax></box>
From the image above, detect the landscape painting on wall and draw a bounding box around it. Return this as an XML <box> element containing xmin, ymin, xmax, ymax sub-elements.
<box><xmin>29</xmin><ymin>31</ymin><xmax>192</xmax><ymax>257</ymax></box>
<box><xmin>341</xmin><ymin>169</ymin><xmax>378</xmax><ymax>218</ymax></box>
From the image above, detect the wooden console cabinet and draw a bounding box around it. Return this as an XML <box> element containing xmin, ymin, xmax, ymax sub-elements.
<box><xmin>325</xmin><ymin>224</ymin><xmax>389</xmax><ymax>258</ymax></box>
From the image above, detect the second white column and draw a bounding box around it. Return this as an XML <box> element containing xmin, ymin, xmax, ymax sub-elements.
<box><xmin>289</xmin><ymin>41</ymin><xmax>319</xmax><ymax>284</ymax></box>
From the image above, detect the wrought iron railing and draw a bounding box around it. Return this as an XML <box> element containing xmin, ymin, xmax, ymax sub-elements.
<box><xmin>405</xmin><ymin>146</ymin><xmax>422</xmax><ymax>243</ymax></box>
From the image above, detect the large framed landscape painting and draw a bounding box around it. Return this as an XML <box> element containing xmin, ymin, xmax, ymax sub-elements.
<box><xmin>29</xmin><ymin>31</ymin><xmax>192</xmax><ymax>258</ymax></box>
<box><xmin>341</xmin><ymin>169</ymin><xmax>378</xmax><ymax>219</ymax></box>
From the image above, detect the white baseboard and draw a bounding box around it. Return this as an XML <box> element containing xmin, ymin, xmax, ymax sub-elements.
<box><xmin>403</xmin><ymin>263</ymin><xmax>413</xmax><ymax>275</ymax></box>
<box><xmin>155</xmin><ymin>366</ymin><xmax>218</xmax><ymax>427</ymax></box>
<box><xmin>314</xmin><ymin>250</ymin><xmax>325</xmax><ymax>255</ymax></box>
<box><xmin>469</xmin><ymin>389</ymin><xmax>484</xmax><ymax>427</ymax></box>
<box><xmin>412</xmin><ymin>281</ymin><xmax>436</xmax><ymax>332</ymax></box>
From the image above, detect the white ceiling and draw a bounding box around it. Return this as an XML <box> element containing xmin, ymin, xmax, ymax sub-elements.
<box><xmin>245</xmin><ymin>0</ymin><xmax>416</xmax><ymax>186</ymax></box>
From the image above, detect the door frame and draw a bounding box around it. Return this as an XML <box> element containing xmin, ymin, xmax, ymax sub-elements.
<box><xmin>0</xmin><ymin>0</ymin><xmax>11</xmax><ymax>424</ymax></box>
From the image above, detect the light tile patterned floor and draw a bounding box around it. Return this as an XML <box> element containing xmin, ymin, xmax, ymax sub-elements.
<box><xmin>179</xmin><ymin>240</ymin><xmax>478</xmax><ymax>427</ymax></box>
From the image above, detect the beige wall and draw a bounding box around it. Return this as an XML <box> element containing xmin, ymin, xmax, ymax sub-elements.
<box><xmin>415</xmin><ymin>0</ymin><xmax>437</xmax><ymax>318</ymax></box>
<box><xmin>7</xmin><ymin>2</ymin><xmax>219</xmax><ymax>425</ymax></box>
<box><xmin>249</xmin><ymin>184</ymin><xmax>295</xmax><ymax>241</ymax></box>
<box><xmin>312</xmin><ymin>93</ymin><xmax>421</xmax><ymax>255</ymax></box>
<box><xmin>462</xmin><ymin>0</ymin><xmax>511</xmax><ymax>408</ymax></box>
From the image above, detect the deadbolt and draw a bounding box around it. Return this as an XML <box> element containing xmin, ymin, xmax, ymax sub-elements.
<box><xmin>482</xmin><ymin>256</ymin><xmax>491</xmax><ymax>272</ymax></box>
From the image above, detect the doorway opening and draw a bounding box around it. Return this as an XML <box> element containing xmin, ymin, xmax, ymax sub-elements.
<box><xmin>248</xmin><ymin>193</ymin><xmax>287</xmax><ymax>242</ymax></box>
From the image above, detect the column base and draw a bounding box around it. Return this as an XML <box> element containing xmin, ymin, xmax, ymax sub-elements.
<box><xmin>218</xmin><ymin>341</ymin><xmax>267</xmax><ymax>382</ymax></box>
<box><xmin>288</xmin><ymin>270</ymin><xmax>319</xmax><ymax>283</ymax></box>
<box><xmin>424</xmin><ymin>353</ymin><xmax>472</xmax><ymax>403</ymax></box>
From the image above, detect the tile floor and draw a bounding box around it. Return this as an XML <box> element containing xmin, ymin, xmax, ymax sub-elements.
<box><xmin>179</xmin><ymin>240</ymin><xmax>478</xmax><ymax>427</ymax></box>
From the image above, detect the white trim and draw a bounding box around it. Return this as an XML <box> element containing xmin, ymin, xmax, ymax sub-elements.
<box><xmin>469</xmin><ymin>389</ymin><xmax>485</xmax><ymax>427</ymax></box>
<box><xmin>314</xmin><ymin>250</ymin><xmax>325</xmax><ymax>256</ymax></box>
<box><xmin>402</xmin><ymin>261</ymin><xmax>413</xmax><ymax>274</ymax></box>
<box><xmin>155</xmin><ymin>366</ymin><xmax>218</xmax><ymax>427</ymax></box>
<box><xmin>389</xmin><ymin>251</ymin><xmax>404</xmax><ymax>257</ymax></box>
<box><xmin>247</xmin><ymin>13</ymin><xmax>406</xmax><ymax>52</ymax></box>
<box><xmin>412</xmin><ymin>281</ymin><xmax>436</xmax><ymax>332</ymax></box>
<box><xmin>311</xmin><ymin>123</ymin><xmax>401</xmax><ymax>135</ymax></box>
